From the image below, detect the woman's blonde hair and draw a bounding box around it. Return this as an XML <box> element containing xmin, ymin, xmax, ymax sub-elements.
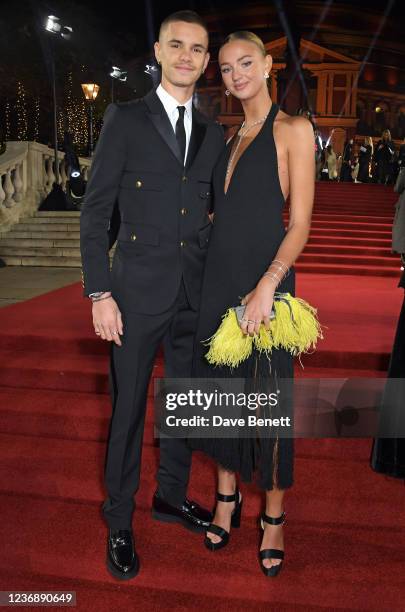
<box><xmin>221</xmin><ymin>31</ymin><xmax>267</xmax><ymax>58</ymax></box>
<box><xmin>365</xmin><ymin>135</ymin><xmax>374</xmax><ymax>152</ymax></box>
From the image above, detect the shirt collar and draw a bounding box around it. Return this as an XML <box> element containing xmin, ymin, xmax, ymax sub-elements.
<box><xmin>156</xmin><ymin>83</ymin><xmax>193</xmax><ymax>120</ymax></box>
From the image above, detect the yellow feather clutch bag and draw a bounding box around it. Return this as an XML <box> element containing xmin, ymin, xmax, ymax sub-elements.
<box><xmin>203</xmin><ymin>292</ymin><xmax>323</xmax><ymax>368</ymax></box>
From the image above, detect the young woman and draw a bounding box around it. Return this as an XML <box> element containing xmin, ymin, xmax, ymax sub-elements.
<box><xmin>189</xmin><ymin>31</ymin><xmax>314</xmax><ymax>576</ymax></box>
<box><xmin>326</xmin><ymin>143</ymin><xmax>338</xmax><ymax>180</ymax></box>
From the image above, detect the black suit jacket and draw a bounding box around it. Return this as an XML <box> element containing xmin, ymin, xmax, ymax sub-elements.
<box><xmin>80</xmin><ymin>88</ymin><xmax>225</xmax><ymax>314</ymax></box>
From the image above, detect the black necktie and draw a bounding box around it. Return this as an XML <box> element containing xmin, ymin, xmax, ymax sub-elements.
<box><xmin>175</xmin><ymin>106</ymin><xmax>186</xmax><ymax>164</ymax></box>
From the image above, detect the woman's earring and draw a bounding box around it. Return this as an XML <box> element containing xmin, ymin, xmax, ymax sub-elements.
<box><xmin>264</xmin><ymin>71</ymin><xmax>270</xmax><ymax>79</ymax></box>
<box><xmin>225</xmin><ymin>89</ymin><xmax>230</xmax><ymax>96</ymax></box>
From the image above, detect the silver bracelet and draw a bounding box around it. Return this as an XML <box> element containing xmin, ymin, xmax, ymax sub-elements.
<box><xmin>272</xmin><ymin>259</ymin><xmax>289</xmax><ymax>271</ymax></box>
<box><xmin>263</xmin><ymin>272</ymin><xmax>283</xmax><ymax>285</ymax></box>
<box><xmin>91</xmin><ymin>294</ymin><xmax>112</xmax><ymax>303</ymax></box>
<box><xmin>264</xmin><ymin>260</ymin><xmax>290</xmax><ymax>283</ymax></box>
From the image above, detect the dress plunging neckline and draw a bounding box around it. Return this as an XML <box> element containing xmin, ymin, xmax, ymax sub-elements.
<box><xmin>223</xmin><ymin>103</ymin><xmax>275</xmax><ymax>196</ymax></box>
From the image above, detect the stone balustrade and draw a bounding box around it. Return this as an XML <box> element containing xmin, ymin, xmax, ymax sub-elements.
<box><xmin>0</xmin><ymin>141</ymin><xmax>91</xmax><ymax>230</ymax></box>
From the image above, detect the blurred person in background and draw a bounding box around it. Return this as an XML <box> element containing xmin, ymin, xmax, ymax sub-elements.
<box><xmin>325</xmin><ymin>144</ymin><xmax>337</xmax><ymax>180</ymax></box>
<box><xmin>340</xmin><ymin>138</ymin><xmax>353</xmax><ymax>182</ymax></box>
<box><xmin>374</xmin><ymin>129</ymin><xmax>395</xmax><ymax>185</ymax></box>
<box><xmin>357</xmin><ymin>136</ymin><xmax>373</xmax><ymax>183</ymax></box>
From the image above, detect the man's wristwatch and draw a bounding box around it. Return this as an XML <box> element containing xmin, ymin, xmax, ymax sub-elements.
<box><xmin>89</xmin><ymin>292</ymin><xmax>105</xmax><ymax>299</ymax></box>
<box><xmin>89</xmin><ymin>292</ymin><xmax>111</xmax><ymax>301</ymax></box>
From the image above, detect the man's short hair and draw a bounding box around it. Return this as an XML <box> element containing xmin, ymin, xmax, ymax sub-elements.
<box><xmin>159</xmin><ymin>10</ymin><xmax>209</xmax><ymax>40</ymax></box>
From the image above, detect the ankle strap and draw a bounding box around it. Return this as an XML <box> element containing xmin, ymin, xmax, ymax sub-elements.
<box><xmin>216</xmin><ymin>489</ymin><xmax>238</xmax><ymax>503</ymax></box>
<box><xmin>261</xmin><ymin>511</ymin><xmax>285</xmax><ymax>525</ymax></box>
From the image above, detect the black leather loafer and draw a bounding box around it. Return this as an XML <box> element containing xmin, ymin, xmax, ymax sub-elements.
<box><xmin>151</xmin><ymin>491</ymin><xmax>213</xmax><ymax>532</ymax></box>
<box><xmin>106</xmin><ymin>528</ymin><xmax>140</xmax><ymax>580</ymax></box>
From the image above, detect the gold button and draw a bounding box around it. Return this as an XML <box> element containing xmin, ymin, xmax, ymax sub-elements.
<box><xmin>136</xmin><ymin>180</ymin><xmax>142</xmax><ymax>188</ymax></box>
<box><xmin>182</xmin><ymin>176</ymin><xmax>187</xmax><ymax>182</ymax></box>
<box><xmin>130</xmin><ymin>233</ymin><xmax>137</xmax><ymax>241</ymax></box>
<box><xmin>180</xmin><ymin>240</ymin><xmax>186</xmax><ymax>247</ymax></box>
<box><xmin>180</xmin><ymin>208</ymin><xmax>187</xmax><ymax>215</ymax></box>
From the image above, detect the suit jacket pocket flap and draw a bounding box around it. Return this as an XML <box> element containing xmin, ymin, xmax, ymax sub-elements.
<box><xmin>198</xmin><ymin>180</ymin><xmax>212</xmax><ymax>199</ymax></box>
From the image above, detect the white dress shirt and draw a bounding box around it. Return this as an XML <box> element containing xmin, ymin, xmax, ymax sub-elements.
<box><xmin>156</xmin><ymin>83</ymin><xmax>193</xmax><ymax>163</ymax></box>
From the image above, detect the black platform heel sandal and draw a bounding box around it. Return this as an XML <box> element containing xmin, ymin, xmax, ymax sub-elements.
<box><xmin>259</xmin><ymin>511</ymin><xmax>286</xmax><ymax>577</ymax></box>
<box><xmin>204</xmin><ymin>489</ymin><xmax>243</xmax><ymax>551</ymax></box>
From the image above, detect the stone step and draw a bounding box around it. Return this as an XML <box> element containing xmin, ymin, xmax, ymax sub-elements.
<box><xmin>6</xmin><ymin>223</ymin><xmax>80</xmax><ymax>232</ymax></box>
<box><xmin>23</xmin><ymin>216</ymin><xmax>80</xmax><ymax>225</ymax></box>
<box><xmin>0</xmin><ymin>256</ymin><xmax>83</xmax><ymax>267</ymax></box>
<box><xmin>1</xmin><ymin>254</ymin><xmax>114</xmax><ymax>267</ymax></box>
<box><xmin>0</xmin><ymin>231</ymin><xmax>80</xmax><ymax>239</ymax></box>
<box><xmin>0</xmin><ymin>238</ymin><xmax>80</xmax><ymax>248</ymax></box>
<box><xmin>0</xmin><ymin>246</ymin><xmax>81</xmax><ymax>257</ymax></box>
<box><xmin>34</xmin><ymin>211</ymin><xmax>80</xmax><ymax>218</ymax></box>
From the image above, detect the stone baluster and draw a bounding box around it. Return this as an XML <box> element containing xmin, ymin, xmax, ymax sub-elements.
<box><xmin>56</xmin><ymin>156</ymin><xmax>63</xmax><ymax>186</ymax></box>
<box><xmin>0</xmin><ymin>174</ymin><xmax>5</xmax><ymax>208</ymax></box>
<box><xmin>60</xmin><ymin>160</ymin><xmax>67</xmax><ymax>191</ymax></box>
<box><xmin>45</xmin><ymin>155</ymin><xmax>55</xmax><ymax>193</ymax></box>
<box><xmin>13</xmin><ymin>162</ymin><xmax>23</xmax><ymax>203</ymax></box>
<box><xmin>39</xmin><ymin>152</ymin><xmax>48</xmax><ymax>200</ymax></box>
<box><xmin>3</xmin><ymin>170</ymin><xmax>15</xmax><ymax>207</ymax></box>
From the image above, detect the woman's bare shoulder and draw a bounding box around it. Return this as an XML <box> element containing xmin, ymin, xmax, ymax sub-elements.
<box><xmin>275</xmin><ymin>110</ymin><xmax>314</xmax><ymax>147</ymax></box>
<box><xmin>276</xmin><ymin>109</ymin><xmax>313</xmax><ymax>130</ymax></box>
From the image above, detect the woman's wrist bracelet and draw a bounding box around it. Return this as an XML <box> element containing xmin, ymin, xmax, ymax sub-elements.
<box><xmin>262</xmin><ymin>259</ymin><xmax>290</xmax><ymax>287</ymax></box>
<box><xmin>272</xmin><ymin>259</ymin><xmax>289</xmax><ymax>271</ymax></box>
<box><xmin>262</xmin><ymin>272</ymin><xmax>283</xmax><ymax>286</ymax></box>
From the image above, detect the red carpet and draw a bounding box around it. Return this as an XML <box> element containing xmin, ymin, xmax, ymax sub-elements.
<box><xmin>293</xmin><ymin>183</ymin><xmax>399</xmax><ymax>276</ymax></box>
<box><xmin>0</xmin><ymin>183</ymin><xmax>404</xmax><ymax>610</ymax></box>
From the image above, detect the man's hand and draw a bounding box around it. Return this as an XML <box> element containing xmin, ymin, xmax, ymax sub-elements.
<box><xmin>92</xmin><ymin>295</ymin><xmax>123</xmax><ymax>346</ymax></box>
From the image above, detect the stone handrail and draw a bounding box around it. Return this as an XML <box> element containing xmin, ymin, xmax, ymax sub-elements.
<box><xmin>0</xmin><ymin>141</ymin><xmax>91</xmax><ymax>229</ymax></box>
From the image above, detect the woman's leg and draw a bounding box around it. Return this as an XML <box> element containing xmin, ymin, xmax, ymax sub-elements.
<box><xmin>206</xmin><ymin>466</ymin><xmax>238</xmax><ymax>544</ymax></box>
<box><xmin>261</xmin><ymin>487</ymin><xmax>286</xmax><ymax>569</ymax></box>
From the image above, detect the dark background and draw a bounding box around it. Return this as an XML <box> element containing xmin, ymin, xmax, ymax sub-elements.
<box><xmin>0</xmin><ymin>0</ymin><xmax>402</xmax><ymax>153</ymax></box>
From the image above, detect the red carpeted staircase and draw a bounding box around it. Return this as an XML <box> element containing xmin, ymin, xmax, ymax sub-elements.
<box><xmin>293</xmin><ymin>182</ymin><xmax>400</xmax><ymax>277</ymax></box>
<box><xmin>0</xmin><ymin>183</ymin><xmax>404</xmax><ymax>611</ymax></box>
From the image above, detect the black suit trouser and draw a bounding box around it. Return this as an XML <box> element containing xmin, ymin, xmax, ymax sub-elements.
<box><xmin>102</xmin><ymin>279</ymin><xmax>198</xmax><ymax>528</ymax></box>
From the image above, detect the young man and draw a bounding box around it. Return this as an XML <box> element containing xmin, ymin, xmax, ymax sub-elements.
<box><xmin>80</xmin><ymin>10</ymin><xmax>224</xmax><ymax>580</ymax></box>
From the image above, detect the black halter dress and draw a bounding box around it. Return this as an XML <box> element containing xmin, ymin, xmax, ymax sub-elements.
<box><xmin>190</xmin><ymin>103</ymin><xmax>295</xmax><ymax>491</ymax></box>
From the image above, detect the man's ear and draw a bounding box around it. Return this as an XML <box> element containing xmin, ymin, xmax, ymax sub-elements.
<box><xmin>154</xmin><ymin>41</ymin><xmax>160</xmax><ymax>64</ymax></box>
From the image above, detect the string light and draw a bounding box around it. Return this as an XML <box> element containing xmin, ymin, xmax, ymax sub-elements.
<box><xmin>65</xmin><ymin>71</ymin><xmax>90</xmax><ymax>155</ymax></box>
<box><xmin>1</xmin><ymin>69</ymin><xmax>102</xmax><ymax>154</ymax></box>
<box><xmin>16</xmin><ymin>81</ymin><xmax>28</xmax><ymax>140</ymax></box>
<box><xmin>5</xmin><ymin>100</ymin><xmax>11</xmax><ymax>140</ymax></box>
<box><xmin>33</xmin><ymin>97</ymin><xmax>40</xmax><ymax>141</ymax></box>
<box><xmin>57</xmin><ymin>104</ymin><xmax>65</xmax><ymax>145</ymax></box>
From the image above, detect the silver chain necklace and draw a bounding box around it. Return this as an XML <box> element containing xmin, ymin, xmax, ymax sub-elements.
<box><xmin>225</xmin><ymin>112</ymin><xmax>270</xmax><ymax>180</ymax></box>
